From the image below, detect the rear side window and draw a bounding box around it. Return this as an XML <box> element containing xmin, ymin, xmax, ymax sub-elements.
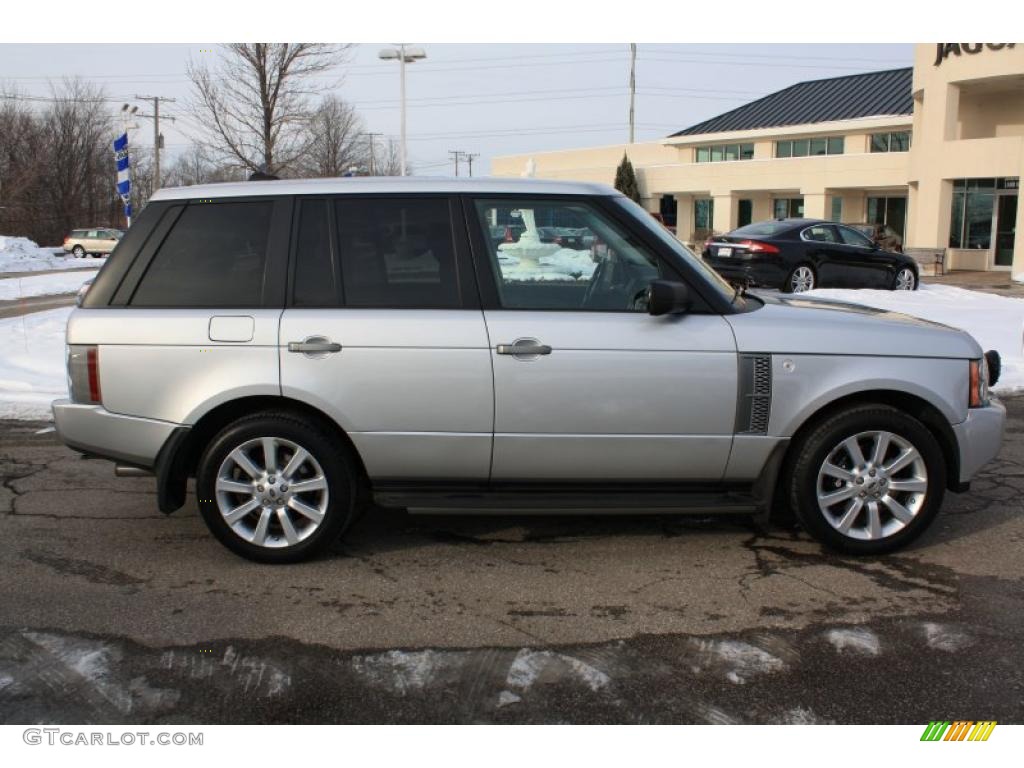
<box><xmin>802</xmin><ymin>225</ymin><xmax>838</xmax><ymax>243</ymax></box>
<box><xmin>292</xmin><ymin>199</ymin><xmax>338</xmax><ymax>307</ymax></box>
<box><xmin>130</xmin><ymin>201</ymin><xmax>273</xmax><ymax>307</ymax></box>
<box><xmin>334</xmin><ymin>197</ymin><xmax>460</xmax><ymax>308</ymax></box>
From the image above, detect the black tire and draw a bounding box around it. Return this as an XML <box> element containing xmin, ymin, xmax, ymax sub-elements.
<box><xmin>196</xmin><ymin>411</ymin><xmax>358</xmax><ymax>563</ymax></box>
<box><xmin>72</xmin><ymin>245</ymin><xmax>85</xmax><ymax>258</ymax></box>
<box><xmin>785</xmin><ymin>404</ymin><xmax>946</xmax><ymax>555</ymax></box>
<box><xmin>782</xmin><ymin>263</ymin><xmax>816</xmax><ymax>293</ymax></box>
<box><xmin>892</xmin><ymin>266</ymin><xmax>917</xmax><ymax>291</ymax></box>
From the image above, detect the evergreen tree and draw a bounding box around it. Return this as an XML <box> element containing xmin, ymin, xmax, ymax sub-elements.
<box><xmin>614</xmin><ymin>153</ymin><xmax>641</xmax><ymax>203</ymax></box>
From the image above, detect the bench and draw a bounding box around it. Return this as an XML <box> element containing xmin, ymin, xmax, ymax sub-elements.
<box><xmin>904</xmin><ymin>247</ymin><xmax>947</xmax><ymax>276</ymax></box>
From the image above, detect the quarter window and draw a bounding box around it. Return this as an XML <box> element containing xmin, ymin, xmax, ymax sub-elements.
<box><xmin>473</xmin><ymin>199</ymin><xmax>662</xmax><ymax>311</ymax></box>
<box><xmin>334</xmin><ymin>198</ymin><xmax>460</xmax><ymax>308</ymax></box>
<box><xmin>130</xmin><ymin>201</ymin><xmax>273</xmax><ymax>307</ymax></box>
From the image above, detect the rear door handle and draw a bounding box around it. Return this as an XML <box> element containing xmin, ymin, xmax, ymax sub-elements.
<box><xmin>288</xmin><ymin>338</ymin><xmax>342</xmax><ymax>354</ymax></box>
<box><xmin>496</xmin><ymin>340</ymin><xmax>552</xmax><ymax>356</ymax></box>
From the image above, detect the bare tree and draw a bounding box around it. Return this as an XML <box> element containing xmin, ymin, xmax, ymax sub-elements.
<box><xmin>299</xmin><ymin>95</ymin><xmax>365</xmax><ymax>177</ymax></box>
<box><xmin>186</xmin><ymin>44</ymin><xmax>352</xmax><ymax>176</ymax></box>
<box><xmin>373</xmin><ymin>137</ymin><xmax>406</xmax><ymax>176</ymax></box>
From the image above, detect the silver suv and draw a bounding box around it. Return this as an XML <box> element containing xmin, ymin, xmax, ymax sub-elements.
<box><xmin>52</xmin><ymin>178</ymin><xmax>1005</xmax><ymax>563</ymax></box>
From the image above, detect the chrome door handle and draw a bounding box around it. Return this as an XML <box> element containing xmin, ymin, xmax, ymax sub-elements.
<box><xmin>496</xmin><ymin>340</ymin><xmax>552</xmax><ymax>356</ymax></box>
<box><xmin>288</xmin><ymin>339</ymin><xmax>342</xmax><ymax>354</ymax></box>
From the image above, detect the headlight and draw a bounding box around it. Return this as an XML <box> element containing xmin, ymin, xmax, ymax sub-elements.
<box><xmin>969</xmin><ymin>358</ymin><xmax>989</xmax><ymax>408</ymax></box>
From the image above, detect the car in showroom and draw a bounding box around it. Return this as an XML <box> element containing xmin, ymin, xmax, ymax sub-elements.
<box><xmin>703</xmin><ymin>218</ymin><xmax>919</xmax><ymax>292</ymax></box>
<box><xmin>63</xmin><ymin>227</ymin><xmax>124</xmax><ymax>258</ymax></box>
<box><xmin>53</xmin><ymin>177</ymin><xmax>1003</xmax><ymax>563</ymax></box>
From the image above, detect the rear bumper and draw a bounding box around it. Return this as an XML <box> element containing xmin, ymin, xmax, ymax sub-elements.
<box><xmin>51</xmin><ymin>399</ymin><xmax>180</xmax><ymax>468</ymax></box>
<box><xmin>704</xmin><ymin>258</ymin><xmax>787</xmax><ymax>288</ymax></box>
<box><xmin>953</xmin><ymin>399</ymin><xmax>1006</xmax><ymax>484</ymax></box>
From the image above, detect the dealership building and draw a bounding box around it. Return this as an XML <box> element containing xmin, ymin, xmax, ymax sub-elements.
<box><xmin>492</xmin><ymin>43</ymin><xmax>1023</xmax><ymax>275</ymax></box>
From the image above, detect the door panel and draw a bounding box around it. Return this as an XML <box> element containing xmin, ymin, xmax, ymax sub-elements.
<box><xmin>279</xmin><ymin>309</ymin><xmax>493</xmax><ymax>479</ymax></box>
<box><xmin>484</xmin><ymin>311</ymin><xmax>737</xmax><ymax>481</ymax></box>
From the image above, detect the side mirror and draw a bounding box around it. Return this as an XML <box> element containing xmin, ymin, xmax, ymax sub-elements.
<box><xmin>647</xmin><ymin>279</ymin><xmax>691</xmax><ymax>316</ymax></box>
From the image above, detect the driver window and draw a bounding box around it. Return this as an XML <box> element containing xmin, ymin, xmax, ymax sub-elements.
<box><xmin>837</xmin><ymin>225</ymin><xmax>874</xmax><ymax>248</ymax></box>
<box><xmin>473</xmin><ymin>199</ymin><xmax>662</xmax><ymax>311</ymax></box>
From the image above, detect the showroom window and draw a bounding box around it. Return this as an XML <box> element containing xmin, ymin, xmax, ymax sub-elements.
<box><xmin>694</xmin><ymin>198</ymin><xmax>715</xmax><ymax>232</ymax></box>
<box><xmin>694</xmin><ymin>143</ymin><xmax>754</xmax><ymax>163</ymax></box>
<box><xmin>870</xmin><ymin>131</ymin><xmax>912</xmax><ymax>153</ymax></box>
<box><xmin>949</xmin><ymin>179</ymin><xmax>996</xmax><ymax>249</ymax></box>
<box><xmin>775</xmin><ymin>136</ymin><xmax>844</xmax><ymax>158</ymax></box>
<box><xmin>773</xmin><ymin>197</ymin><xmax>804</xmax><ymax>219</ymax></box>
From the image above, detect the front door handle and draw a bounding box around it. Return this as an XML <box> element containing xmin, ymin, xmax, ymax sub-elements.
<box><xmin>288</xmin><ymin>338</ymin><xmax>342</xmax><ymax>354</ymax></box>
<box><xmin>496</xmin><ymin>340</ymin><xmax>552</xmax><ymax>356</ymax></box>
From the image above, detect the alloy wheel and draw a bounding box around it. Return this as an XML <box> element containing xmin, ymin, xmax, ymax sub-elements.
<box><xmin>214</xmin><ymin>436</ymin><xmax>329</xmax><ymax>548</ymax></box>
<box><xmin>791</xmin><ymin>266</ymin><xmax>815</xmax><ymax>293</ymax></box>
<box><xmin>815</xmin><ymin>430</ymin><xmax>928</xmax><ymax>541</ymax></box>
<box><xmin>895</xmin><ymin>268</ymin><xmax>916</xmax><ymax>290</ymax></box>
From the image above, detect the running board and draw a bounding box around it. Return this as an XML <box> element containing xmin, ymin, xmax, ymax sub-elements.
<box><xmin>373</xmin><ymin>485</ymin><xmax>760</xmax><ymax>515</ymax></box>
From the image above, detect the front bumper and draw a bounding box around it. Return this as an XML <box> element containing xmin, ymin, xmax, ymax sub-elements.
<box><xmin>52</xmin><ymin>399</ymin><xmax>180</xmax><ymax>468</ymax></box>
<box><xmin>953</xmin><ymin>399</ymin><xmax>1006</xmax><ymax>484</ymax></box>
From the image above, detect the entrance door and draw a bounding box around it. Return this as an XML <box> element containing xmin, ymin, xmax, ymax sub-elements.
<box><xmin>994</xmin><ymin>194</ymin><xmax>1018</xmax><ymax>268</ymax></box>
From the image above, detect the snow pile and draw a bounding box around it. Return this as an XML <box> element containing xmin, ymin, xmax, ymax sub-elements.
<box><xmin>0</xmin><ymin>235</ymin><xmax>100</xmax><ymax>273</ymax></box>
<box><xmin>0</xmin><ymin>270</ymin><xmax>97</xmax><ymax>301</ymax></box>
<box><xmin>498</xmin><ymin>248</ymin><xmax>598</xmax><ymax>282</ymax></box>
<box><xmin>803</xmin><ymin>283</ymin><xmax>1024</xmax><ymax>393</ymax></box>
<box><xmin>0</xmin><ymin>306</ymin><xmax>69</xmax><ymax>419</ymax></box>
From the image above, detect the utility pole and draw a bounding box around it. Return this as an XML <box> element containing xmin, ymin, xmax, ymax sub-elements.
<box><xmin>628</xmin><ymin>43</ymin><xmax>637</xmax><ymax>144</ymax></box>
<box><xmin>449</xmin><ymin>150</ymin><xmax>463</xmax><ymax>177</ymax></box>
<box><xmin>463</xmin><ymin>152</ymin><xmax>480</xmax><ymax>177</ymax></box>
<box><xmin>133</xmin><ymin>94</ymin><xmax>176</xmax><ymax>190</ymax></box>
<box><xmin>359</xmin><ymin>132</ymin><xmax>383</xmax><ymax>175</ymax></box>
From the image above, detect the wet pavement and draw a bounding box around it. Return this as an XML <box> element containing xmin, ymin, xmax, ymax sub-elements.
<box><xmin>0</xmin><ymin>401</ymin><xmax>1022</xmax><ymax>724</ymax></box>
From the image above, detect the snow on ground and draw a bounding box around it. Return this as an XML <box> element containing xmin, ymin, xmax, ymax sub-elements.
<box><xmin>798</xmin><ymin>283</ymin><xmax>1024</xmax><ymax>394</ymax></box>
<box><xmin>0</xmin><ymin>270</ymin><xmax>97</xmax><ymax>301</ymax></box>
<box><xmin>0</xmin><ymin>306</ymin><xmax>69</xmax><ymax>420</ymax></box>
<box><xmin>0</xmin><ymin>235</ymin><xmax>100</xmax><ymax>273</ymax></box>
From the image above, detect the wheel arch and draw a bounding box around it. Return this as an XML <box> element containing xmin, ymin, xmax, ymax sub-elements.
<box><xmin>157</xmin><ymin>395</ymin><xmax>370</xmax><ymax>514</ymax></box>
<box><xmin>775</xmin><ymin>389</ymin><xmax>962</xmax><ymax>505</ymax></box>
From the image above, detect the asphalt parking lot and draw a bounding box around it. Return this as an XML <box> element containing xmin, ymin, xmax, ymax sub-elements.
<box><xmin>0</xmin><ymin>402</ymin><xmax>1022</xmax><ymax>725</ymax></box>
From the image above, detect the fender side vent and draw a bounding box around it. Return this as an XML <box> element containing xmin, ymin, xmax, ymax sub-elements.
<box><xmin>736</xmin><ymin>354</ymin><xmax>772</xmax><ymax>434</ymax></box>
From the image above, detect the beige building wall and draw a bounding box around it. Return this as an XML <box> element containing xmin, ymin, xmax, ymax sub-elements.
<box><xmin>492</xmin><ymin>43</ymin><xmax>1024</xmax><ymax>271</ymax></box>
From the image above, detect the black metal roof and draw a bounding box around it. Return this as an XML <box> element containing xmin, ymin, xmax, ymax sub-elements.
<box><xmin>670</xmin><ymin>67</ymin><xmax>913</xmax><ymax>137</ymax></box>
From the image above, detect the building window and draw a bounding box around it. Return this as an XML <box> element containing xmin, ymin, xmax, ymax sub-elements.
<box><xmin>738</xmin><ymin>199</ymin><xmax>753</xmax><ymax>228</ymax></box>
<box><xmin>694</xmin><ymin>198</ymin><xmax>715</xmax><ymax>233</ymax></box>
<box><xmin>659</xmin><ymin>195</ymin><xmax>678</xmax><ymax>228</ymax></box>
<box><xmin>870</xmin><ymin>131</ymin><xmax>912</xmax><ymax>153</ymax></box>
<box><xmin>949</xmin><ymin>179</ymin><xmax>996</xmax><ymax>249</ymax></box>
<box><xmin>830</xmin><ymin>196</ymin><xmax>843</xmax><ymax>222</ymax></box>
<box><xmin>773</xmin><ymin>197</ymin><xmax>804</xmax><ymax>219</ymax></box>
<box><xmin>776</xmin><ymin>136</ymin><xmax>844</xmax><ymax>158</ymax></box>
<box><xmin>867</xmin><ymin>196</ymin><xmax>908</xmax><ymax>240</ymax></box>
<box><xmin>694</xmin><ymin>143</ymin><xmax>755</xmax><ymax>163</ymax></box>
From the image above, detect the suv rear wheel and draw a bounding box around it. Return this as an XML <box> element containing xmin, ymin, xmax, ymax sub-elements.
<box><xmin>786</xmin><ymin>405</ymin><xmax>946</xmax><ymax>554</ymax></box>
<box><xmin>196</xmin><ymin>412</ymin><xmax>357</xmax><ymax>563</ymax></box>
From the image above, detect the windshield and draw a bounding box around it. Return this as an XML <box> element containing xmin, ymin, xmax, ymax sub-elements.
<box><xmin>612</xmin><ymin>196</ymin><xmax>736</xmax><ymax>305</ymax></box>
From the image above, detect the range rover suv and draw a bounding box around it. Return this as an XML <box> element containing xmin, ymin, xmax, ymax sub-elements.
<box><xmin>53</xmin><ymin>178</ymin><xmax>1005</xmax><ymax>563</ymax></box>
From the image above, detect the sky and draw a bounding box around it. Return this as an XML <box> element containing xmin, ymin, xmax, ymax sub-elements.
<box><xmin>0</xmin><ymin>43</ymin><xmax>915</xmax><ymax>175</ymax></box>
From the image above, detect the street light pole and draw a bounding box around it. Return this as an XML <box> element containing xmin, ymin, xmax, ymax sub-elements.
<box><xmin>379</xmin><ymin>44</ymin><xmax>426</xmax><ymax>177</ymax></box>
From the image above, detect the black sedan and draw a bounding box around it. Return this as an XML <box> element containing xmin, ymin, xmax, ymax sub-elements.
<box><xmin>703</xmin><ymin>219</ymin><xmax>919</xmax><ymax>293</ymax></box>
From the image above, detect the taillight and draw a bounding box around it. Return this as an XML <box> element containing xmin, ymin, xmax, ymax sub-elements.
<box><xmin>68</xmin><ymin>344</ymin><xmax>102</xmax><ymax>404</ymax></box>
<box><xmin>737</xmin><ymin>239</ymin><xmax>780</xmax><ymax>255</ymax></box>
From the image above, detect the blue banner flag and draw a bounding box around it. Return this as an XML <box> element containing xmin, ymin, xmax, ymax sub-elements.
<box><xmin>113</xmin><ymin>132</ymin><xmax>131</xmax><ymax>224</ymax></box>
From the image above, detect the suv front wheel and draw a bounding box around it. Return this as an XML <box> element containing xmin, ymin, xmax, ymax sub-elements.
<box><xmin>196</xmin><ymin>412</ymin><xmax>357</xmax><ymax>563</ymax></box>
<box><xmin>786</xmin><ymin>405</ymin><xmax>946</xmax><ymax>554</ymax></box>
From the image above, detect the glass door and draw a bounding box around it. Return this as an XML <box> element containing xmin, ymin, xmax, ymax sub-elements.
<box><xmin>994</xmin><ymin>193</ymin><xmax>1017</xmax><ymax>268</ymax></box>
